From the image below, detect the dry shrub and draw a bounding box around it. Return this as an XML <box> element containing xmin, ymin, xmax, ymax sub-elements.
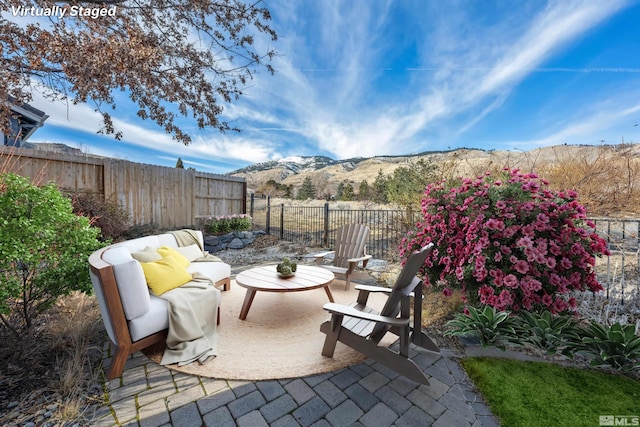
<box><xmin>69</xmin><ymin>191</ymin><xmax>130</xmax><ymax>242</ymax></box>
<box><xmin>534</xmin><ymin>145</ymin><xmax>640</xmax><ymax>217</ymax></box>
<box><xmin>0</xmin><ymin>292</ymin><xmax>104</xmax><ymax>425</ymax></box>
<box><xmin>422</xmin><ymin>287</ymin><xmax>465</xmax><ymax>328</ymax></box>
<box><xmin>50</xmin><ymin>292</ymin><xmax>103</xmax><ymax>390</ymax></box>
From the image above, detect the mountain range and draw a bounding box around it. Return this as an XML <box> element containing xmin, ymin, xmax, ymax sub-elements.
<box><xmin>229</xmin><ymin>144</ymin><xmax>629</xmax><ymax>195</ymax></box>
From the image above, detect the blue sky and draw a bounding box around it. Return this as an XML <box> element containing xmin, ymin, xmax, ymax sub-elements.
<box><xmin>25</xmin><ymin>0</ymin><xmax>640</xmax><ymax>174</ymax></box>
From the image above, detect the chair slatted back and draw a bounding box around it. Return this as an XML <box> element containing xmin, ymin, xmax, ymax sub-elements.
<box><xmin>369</xmin><ymin>244</ymin><xmax>433</xmax><ymax>343</ymax></box>
<box><xmin>333</xmin><ymin>224</ymin><xmax>370</xmax><ymax>268</ymax></box>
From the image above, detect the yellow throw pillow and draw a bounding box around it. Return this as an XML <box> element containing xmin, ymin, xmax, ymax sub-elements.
<box><xmin>157</xmin><ymin>246</ymin><xmax>190</xmax><ymax>268</ymax></box>
<box><xmin>140</xmin><ymin>255</ymin><xmax>192</xmax><ymax>295</ymax></box>
<box><xmin>131</xmin><ymin>246</ymin><xmax>162</xmax><ymax>263</ymax></box>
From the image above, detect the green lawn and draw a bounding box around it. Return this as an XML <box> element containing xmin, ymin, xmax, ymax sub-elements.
<box><xmin>461</xmin><ymin>357</ymin><xmax>640</xmax><ymax>427</ymax></box>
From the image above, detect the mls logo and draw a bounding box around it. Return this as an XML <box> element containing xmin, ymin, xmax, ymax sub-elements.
<box><xmin>600</xmin><ymin>415</ymin><xmax>640</xmax><ymax>426</ymax></box>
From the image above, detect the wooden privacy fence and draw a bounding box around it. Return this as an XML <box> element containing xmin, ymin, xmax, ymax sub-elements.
<box><xmin>1</xmin><ymin>146</ymin><xmax>246</xmax><ymax>229</ymax></box>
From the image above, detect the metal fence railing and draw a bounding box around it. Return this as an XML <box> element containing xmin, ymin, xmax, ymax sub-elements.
<box><xmin>249</xmin><ymin>196</ymin><xmax>418</xmax><ymax>261</ymax></box>
<box><xmin>591</xmin><ymin>218</ymin><xmax>640</xmax><ymax>304</ymax></box>
<box><xmin>248</xmin><ymin>196</ymin><xmax>640</xmax><ymax>303</ymax></box>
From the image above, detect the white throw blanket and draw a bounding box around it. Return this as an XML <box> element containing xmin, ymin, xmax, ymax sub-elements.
<box><xmin>158</xmin><ymin>273</ymin><xmax>220</xmax><ymax>366</ymax></box>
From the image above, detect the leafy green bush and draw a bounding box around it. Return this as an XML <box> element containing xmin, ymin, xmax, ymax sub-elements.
<box><xmin>205</xmin><ymin>214</ymin><xmax>251</xmax><ymax>234</ymax></box>
<box><xmin>565</xmin><ymin>321</ymin><xmax>640</xmax><ymax>372</ymax></box>
<box><xmin>515</xmin><ymin>310</ymin><xmax>581</xmax><ymax>356</ymax></box>
<box><xmin>448</xmin><ymin>304</ymin><xmax>640</xmax><ymax>373</ymax></box>
<box><xmin>444</xmin><ymin>305</ymin><xmax>520</xmax><ymax>350</ymax></box>
<box><xmin>0</xmin><ymin>173</ymin><xmax>103</xmax><ymax>336</ymax></box>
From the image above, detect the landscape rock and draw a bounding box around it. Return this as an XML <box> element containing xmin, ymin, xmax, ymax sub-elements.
<box><xmin>204</xmin><ymin>230</ymin><xmax>263</xmax><ymax>253</ymax></box>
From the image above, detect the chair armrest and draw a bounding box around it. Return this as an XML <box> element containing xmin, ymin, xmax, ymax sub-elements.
<box><xmin>346</xmin><ymin>254</ymin><xmax>373</xmax><ymax>263</ymax></box>
<box><xmin>323</xmin><ymin>303</ymin><xmax>408</xmax><ymax>327</ymax></box>
<box><xmin>354</xmin><ymin>284</ymin><xmax>392</xmax><ymax>294</ymax></box>
<box><xmin>354</xmin><ymin>284</ymin><xmax>392</xmax><ymax>305</ymax></box>
<box><xmin>312</xmin><ymin>251</ymin><xmax>335</xmax><ymax>259</ymax></box>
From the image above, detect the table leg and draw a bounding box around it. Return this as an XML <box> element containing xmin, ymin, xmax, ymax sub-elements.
<box><xmin>324</xmin><ymin>286</ymin><xmax>334</xmax><ymax>303</ymax></box>
<box><xmin>239</xmin><ymin>289</ymin><xmax>257</xmax><ymax>320</ymax></box>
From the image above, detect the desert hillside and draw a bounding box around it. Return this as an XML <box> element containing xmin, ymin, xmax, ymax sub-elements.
<box><xmin>231</xmin><ymin>144</ymin><xmax>640</xmax><ymax>216</ymax></box>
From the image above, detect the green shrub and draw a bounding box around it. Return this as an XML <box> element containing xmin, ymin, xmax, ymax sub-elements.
<box><xmin>0</xmin><ymin>173</ymin><xmax>103</xmax><ymax>336</ymax></box>
<box><xmin>444</xmin><ymin>305</ymin><xmax>520</xmax><ymax>350</ymax></box>
<box><xmin>515</xmin><ymin>310</ymin><xmax>581</xmax><ymax>356</ymax></box>
<box><xmin>205</xmin><ymin>214</ymin><xmax>251</xmax><ymax>234</ymax></box>
<box><xmin>565</xmin><ymin>321</ymin><xmax>640</xmax><ymax>372</ymax></box>
<box><xmin>448</xmin><ymin>304</ymin><xmax>640</xmax><ymax>373</ymax></box>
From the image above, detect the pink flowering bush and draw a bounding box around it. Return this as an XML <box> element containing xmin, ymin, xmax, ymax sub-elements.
<box><xmin>400</xmin><ymin>168</ymin><xmax>609</xmax><ymax>314</ymax></box>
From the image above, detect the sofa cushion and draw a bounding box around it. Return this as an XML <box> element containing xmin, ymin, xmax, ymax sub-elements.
<box><xmin>128</xmin><ymin>295</ymin><xmax>169</xmax><ymax>342</ymax></box>
<box><xmin>157</xmin><ymin>233</ymin><xmax>180</xmax><ymax>247</ymax></box>
<box><xmin>102</xmin><ymin>246</ymin><xmax>134</xmax><ymax>265</ymax></box>
<box><xmin>187</xmin><ymin>261</ymin><xmax>231</xmax><ymax>286</ymax></box>
<box><xmin>115</xmin><ymin>235</ymin><xmax>161</xmax><ymax>253</ymax></box>
<box><xmin>141</xmin><ymin>255</ymin><xmax>193</xmax><ymax>295</ymax></box>
<box><xmin>157</xmin><ymin>246</ymin><xmax>190</xmax><ymax>268</ymax></box>
<box><xmin>131</xmin><ymin>246</ymin><xmax>163</xmax><ymax>263</ymax></box>
<box><xmin>112</xmin><ymin>259</ymin><xmax>151</xmax><ymax>320</ymax></box>
<box><xmin>175</xmin><ymin>244</ymin><xmax>204</xmax><ymax>262</ymax></box>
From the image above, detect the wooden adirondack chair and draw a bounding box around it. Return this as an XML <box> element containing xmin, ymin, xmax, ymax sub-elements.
<box><xmin>319</xmin><ymin>244</ymin><xmax>439</xmax><ymax>385</ymax></box>
<box><xmin>313</xmin><ymin>223</ymin><xmax>373</xmax><ymax>290</ymax></box>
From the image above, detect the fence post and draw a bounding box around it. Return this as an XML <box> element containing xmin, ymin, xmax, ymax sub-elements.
<box><xmin>249</xmin><ymin>193</ymin><xmax>255</xmax><ymax>218</ymax></box>
<box><xmin>280</xmin><ymin>204</ymin><xmax>285</xmax><ymax>239</ymax></box>
<box><xmin>323</xmin><ymin>202</ymin><xmax>329</xmax><ymax>247</ymax></box>
<box><xmin>266</xmin><ymin>196</ymin><xmax>271</xmax><ymax>235</ymax></box>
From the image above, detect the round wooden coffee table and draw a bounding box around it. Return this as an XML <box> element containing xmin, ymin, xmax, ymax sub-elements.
<box><xmin>235</xmin><ymin>264</ymin><xmax>335</xmax><ymax>320</ymax></box>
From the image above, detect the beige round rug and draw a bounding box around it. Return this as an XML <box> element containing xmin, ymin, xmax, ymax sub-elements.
<box><xmin>143</xmin><ymin>278</ymin><xmax>397</xmax><ymax>380</ymax></box>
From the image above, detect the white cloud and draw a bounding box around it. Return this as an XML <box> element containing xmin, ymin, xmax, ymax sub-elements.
<box><xmin>505</xmin><ymin>100</ymin><xmax>640</xmax><ymax>149</ymax></box>
<box><xmin>20</xmin><ymin>0</ymin><xmax>639</xmax><ymax>171</ymax></box>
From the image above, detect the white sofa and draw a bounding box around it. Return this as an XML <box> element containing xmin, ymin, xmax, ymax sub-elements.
<box><xmin>89</xmin><ymin>230</ymin><xmax>231</xmax><ymax>379</ymax></box>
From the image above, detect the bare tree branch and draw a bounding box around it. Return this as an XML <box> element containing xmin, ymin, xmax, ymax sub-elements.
<box><xmin>0</xmin><ymin>0</ymin><xmax>277</xmax><ymax>144</ymax></box>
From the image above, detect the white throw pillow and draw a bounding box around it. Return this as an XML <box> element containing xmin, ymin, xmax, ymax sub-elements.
<box><xmin>175</xmin><ymin>244</ymin><xmax>204</xmax><ymax>262</ymax></box>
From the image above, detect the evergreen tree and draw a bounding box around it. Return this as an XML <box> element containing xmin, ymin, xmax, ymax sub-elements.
<box><xmin>386</xmin><ymin>159</ymin><xmax>436</xmax><ymax>209</ymax></box>
<box><xmin>341</xmin><ymin>183</ymin><xmax>355</xmax><ymax>201</ymax></box>
<box><xmin>297</xmin><ymin>176</ymin><xmax>317</xmax><ymax>200</ymax></box>
<box><xmin>335</xmin><ymin>181</ymin><xmax>345</xmax><ymax>200</ymax></box>
<box><xmin>372</xmin><ymin>170</ymin><xmax>389</xmax><ymax>204</ymax></box>
<box><xmin>358</xmin><ymin>180</ymin><xmax>371</xmax><ymax>201</ymax></box>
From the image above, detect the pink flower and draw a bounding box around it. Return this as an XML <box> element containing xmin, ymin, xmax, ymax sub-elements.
<box><xmin>560</xmin><ymin>258</ymin><xmax>573</xmax><ymax>269</ymax></box>
<box><xmin>443</xmin><ymin>288</ymin><xmax>453</xmax><ymax>297</ymax></box>
<box><xmin>503</xmin><ymin>274</ymin><xmax>519</xmax><ymax>288</ymax></box>
<box><xmin>498</xmin><ymin>289</ymin><xmax>514</xmax><ymax>307</ymax></box>
<box><xmin>514</xmin><ymin>260</ymin><xmax>529</xmax><ymax>274</ymax></box>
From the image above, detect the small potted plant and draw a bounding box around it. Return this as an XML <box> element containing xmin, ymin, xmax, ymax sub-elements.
<box><xmin>276</xmin><ymin>258</ymin><xmax>297</xmax><ymax>278</ymax></box>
